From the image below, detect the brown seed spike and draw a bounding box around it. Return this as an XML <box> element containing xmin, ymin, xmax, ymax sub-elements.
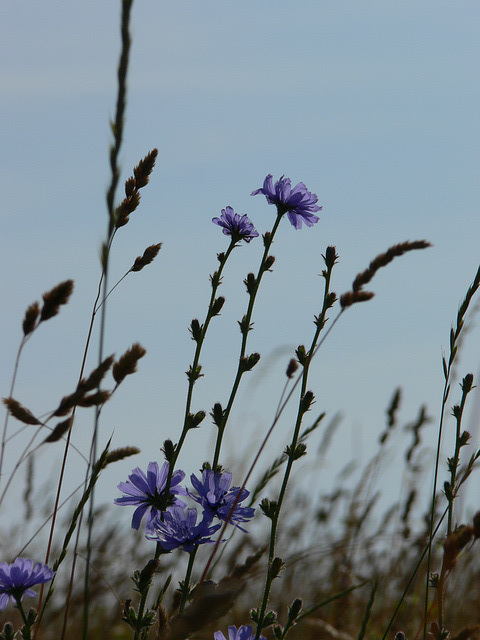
<box><xmin>443</xmin><ymin>524</ymin><xmax>474</xmax><ymax>571</ymax></box>
<box><xmin>340</xmin><ymin>290</ymin><xmax>375</xmax><ymax>309</ymax></box>
<box><xmin>286</xmin><ymin>358</ymin><xmax>298</xmax><ymax>378</ymax></box>
<box><xmin>133</xmin><ymin>149</ymin><xmax>158</xmax><ymax>189</ymax></box>
<box><xmin>40</xmin><ymin>280</ymin><xmax>74</xmax><ymax>322</ymax></box>
<box><xmin>113</xmin><ymin>343</ymin><xmax>147</xmax><ymax>384</ymax></box>
<box><xmin>43</xmin><ymin>417</ymin><xmax>73</xmax><ymax>443</ymax></box>
<box><xmin>124</xmin><ymin>176</ymin><xmax>135</xmax><ymax>197</ymax></box>
<box><xmin>352</xmin><ymin>240</ymin><xmax>431</xmax><ymax>292</ymax></box>
<box><xmin>3</xmin><ymin>398</ymin><xmax>41</xmax><ymax>425</ymax></box>
<box><xmin>77</xmin><ymin>355</ymin><xmax>115</xmax><ymax>393</ymax></box>
<box><xmin>23</xmin><ymin>302</ymin><xmax>40</xmax><ymax>336</ymax></box>
<box><xmin>105</xmin><ymin>446</ymin><xmax>140</xmax><ymax>465</ymax></box>
<box><xmin>76</xmin><ymin>390</ymin><xmax>111</xmax><ymax>407</ymax></box>
<box><xmin>340</xmin><ymin>291</ymin><xmax>354</xmax><ymax>308</ymax></box>
<box><xmin>131</xmin><ymin>243</ymin><xmax>162</xmax><ymax>272</ymax></box>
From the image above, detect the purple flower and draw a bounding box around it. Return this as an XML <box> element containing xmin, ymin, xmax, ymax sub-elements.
<box><xmin>146</xmin><ymin>505</ymin><xmax>222</xmax><ymax>553</ymax></box>
<box><xmin>115</xmin><ymin>461</ymin><xmax>186</xmax><ymax>530</ymax></box>
<box><xmin>189</xmin><ymin>469</ymin><xmax>255</xmax><ymax>533</ymax></box>
<box><xmin>212</xmin><ymin>206</ymin><xmax>259</xmax><ymax>243</ymax></box>
<box><xmin>0</xmin><ymin>558</ymin><xmax>54</xmax><ymax>610</ymax></box>
<box><xmin>251</xmin><ymin>174</ymin><xmax>322</xmax><ymax>229</ymax></box>
<box><xmin>214</xmin><ymin>625</ymin><xmax>266</xmax><ymax>640</ymax></box>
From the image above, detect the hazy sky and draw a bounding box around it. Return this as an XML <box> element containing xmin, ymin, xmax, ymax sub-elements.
<box><xmin>1</xmin><ymin>2</ymin><xmax>480</xmax><ymax>529</ymax></box>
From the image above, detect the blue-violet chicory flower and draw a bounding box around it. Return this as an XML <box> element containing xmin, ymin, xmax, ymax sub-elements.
<box><xmin>0</xmin><ymin>558</ymin><xmax>54</xmax><ymax>610</ymax></box>
<box><xmin>114</xmin><ymin>461</ymin><xmax>186</xmax><ymax>531</ymax></box>
<box><xmin>251</xmin><ymin>174</ymin><xmax>322</xmax><ymax>230</ymax></box>
<box><xmin>189</xmin><ymin>469</ymin><xmax>255</xmax><ymax>533</ymax></box>
<box><xmin>212</xmin><ymin>206</ymin><xmax>259</xmax><ymax>243</ymax></box>
<box><xmin>214</xmin><ymin>625</ymin><xmax>266</xmax><ymax>640</ymax></box>
<box><xmin>146</xmin><ymin>505</ymin><xmax>222</xmax><ymax>553</ymax></box>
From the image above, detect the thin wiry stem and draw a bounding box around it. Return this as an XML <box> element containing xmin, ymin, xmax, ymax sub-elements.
<box><xmin>255</xmin><ymin>256</ymin><xmax>337</xmax><ymax>639</ymax></box>
<box><xmin>81</xmin><ymin>2</ymin><xmax>134</xmax><ymax>638</ymax></box>
<box><xmin>164</xmin><ymin>237</ymin><xmax>238</xmax><ymax>490</ymax></box>
<box><xmin>34</xmin><ymin>258</ymin><xmax>109</xmax><ymax>639</ymax></box>
<box><xmin>424</xmin><ymin>263</ymin><xmax>480</xmax><ymax>639</ymax></box>
<box><xmin>211</xmin><ymin>212</ymin><xmax>283</xmax><ymax>470</ymax></box>
<box><xmin>0</xmin><ymin>336</ymin><xmax>28</xmax><ymax>486</ymax></box>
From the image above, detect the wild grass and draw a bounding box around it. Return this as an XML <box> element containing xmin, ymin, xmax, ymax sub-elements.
<box><xmin>1</xmin><ymin>2</ymin><xmax>480</xmax><ymax>640</ymax></box>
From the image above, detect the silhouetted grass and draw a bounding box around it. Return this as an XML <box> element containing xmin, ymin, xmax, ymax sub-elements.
<box><xmin>1</xmin><ymin>2</ymin><xmax>479</xmax><ymax>640</ymax></box>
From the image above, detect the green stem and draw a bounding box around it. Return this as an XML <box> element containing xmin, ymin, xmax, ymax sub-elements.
<box><xmin>212</xmin><ymin>212</ymin><xmax>283</xmax><ymax>469</ymax></box>
<box><xmin>131</xmin><ymin>542</ymin><xmax>165</xmax><ymax>639</ymax></box>
<box><xmin>179</xmin><ymin>548</ymin><xmax>198</xmax><ymax>614</ymax></box>
<box><xmin>255</xmin><ymin>263</ymin><xmax>334</xmax><ymax>640</ymax></box>
<box><xmin>164</xmin><ymin>239</ymin><xmax>237</xmax><ymax>490</ymax></box>
<box><xmin>15</xmin><ymin>599</ymin><xmax>31</xmax><ymax>640</ymax></box>
<box><xmin>447</xmin><ymin>378</ymin><xmax>470</xmax><ymax>534</ymax></box>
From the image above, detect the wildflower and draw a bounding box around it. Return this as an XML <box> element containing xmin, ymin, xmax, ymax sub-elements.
<box><xmin>214</xmin><ymin>625</ymin><xmax>266</xmax><ymax>640</ymax></box>
<box><xmin>146</xmin><ymin>505</ymin><xmax>222</xmax><ymax>552</ymax></box>
<box><xmin>251</xmin><ymin>174</ymin><xmax>321</xmax><ymax>229</ymax></box>
<box><xmin>212</xmin><ymin>206</ymin><xmax>259</xmax><ymax>243</ymax></box>
<box><xmin>115</xmin><ymin>461</ymin><xmax>186</xmax><ymax>530</ymax></box>
<box><xmin>189</xmin><ymin>469</ymin><xmax>255</xmax><ymax>532</ymax></box>
<box><xmin>0</xmin><ymin>558</ymin><xmax>54</xmax><ymax>610</ymax></box>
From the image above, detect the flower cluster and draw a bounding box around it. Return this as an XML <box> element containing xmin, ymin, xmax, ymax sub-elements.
<box><xmin>214</xmin><ymin>625</ymin><xmax>266</xmax><ymax>640</ymax></box>
<box><xmin>114</xmin><ymin>461</ymin><xmax>186</xmax><ymax>530</ymax></box>
<box><xmin>189</xmin><ymin>469</ymin><xmax>255</xmax><ymax>532</ymax></box>
<box><xmin>252</xmin><ymin>174</ymin><xmax>321</xmax><ymax>229</ymax></box>
<box><xmin>146</xmin><ymin>505</ymin><xmax>222</xmax><ymax>552</ymax></box>
<box><xmin>115</xmin><ymin>463</ymin><xmax>255</xmax><ymax>552</ymax></box>
<box><xmin>212</xmin><ymin>206</ymin><xmax>259</xmax><ymax>243</ymax></box>
<box><xmin>0</xmin><ymin>558</ymin><xmax>54</xmax><ymax>610</ymax></box>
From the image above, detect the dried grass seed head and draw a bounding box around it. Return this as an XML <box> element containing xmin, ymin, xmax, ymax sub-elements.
<box><xmin>131</xmin><ymin>243</ymin><xmax>162</xmax><ymax>272</ymax></box>
<box><xmin>286</xmin><ymin>358</ymin><xmax>298</xmax><ymax>378</ymax></box>
<box><xmin>351</xmin><ymin>240</ymin><xmax>431</xmax><ymax>293</ymax></box>
<box><xmin>40</xmin><ymin>279</ymin><xmax>74</xmax><ymax>321</ymax></box>
<box><xmin>113</xmin><ymin>343</ymin><xmax>147</xmax><ymax>384</ymax></box>
<box><xmin>340</xmin><ymin>240</ymin><xmax>431</xmax><ymax>309</ymax></box>
<box><xmin>43</xmin><ymin>417</ymin><xmax>73</xmax><ymax>443</ymax></box>
<box><xmin>105</xmin><ymin>446</ymin><xmax>140</xmax><ymax>465</ymax></box>
<box><xmin>22</xmin><ymin>302</ymin><xmax>40</xmax><ymax>336</ymax></box>
<box><xmin>77</xmin><ymin>355</ymin><xmax>115</xmax><ymax>392</ymax></box>
<box><xmin>443</xmin><ymin>524</ymin><xmax>474</xmax><ymax>571</ymax></box>
<box><xmin>133</xmin><ymin>148</ymin><xmax>158</xmax><ymax>189</ymax></box>
<box><xmin>3</xmin><ymin>398</ymin><xmax>41</xmax><ymax>425</ymax></box>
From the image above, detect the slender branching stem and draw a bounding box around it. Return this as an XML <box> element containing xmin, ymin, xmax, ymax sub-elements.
<box><xmin>15</xmin><ymin>600</ymin><xmax>31</xmax><ymax>640</ymax></box>
<box><xmin>254</xmin><ymin>258</ymin><xmax>336</xmax><ymax>639</ymax></box>
<box><xmin>424</xmin><ymin>265</ymin><xmax>480</xmax><ymax>639</ymax></box>
<box><xmin>0</xmin><ymin>336</ymin><xmax>28</xmax><ymax>485</ymax></box>
<box><xmin>179</xmin><ymin>548</ymin><xmax>198</xmax><ymax>614</ymax></box>
<box><xmin>382</xmin><ymin>505</ymin><xmax>449</xmax><ymax>640</ymax></box>
<box><xmin>212</xmin><ymin>212</ymin><xmax>283</xmax><ymax>469</ymax></box>
<box><xmin>447</xmin><ymin>374</ymin><xmax>473</xmax><ymax>534</ymax></box>
<box><xmin>165</xmin><ymin>238</ymin><xmax>238</xmax><ymax>489</ymax></box>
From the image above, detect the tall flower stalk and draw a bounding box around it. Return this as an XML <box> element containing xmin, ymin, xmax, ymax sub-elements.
<box><xmin>253</xmin><ymin>246</ymin><xmax>337</xmax><ymax>639</ymax></box>
<box><xmin>212</xmin><ymin>174</ymin><xmax>322</xmax><ymax>470</ymax></box>
<box><xmin>163</xmin><ymin>208</ymin><xmax>259</xmax><ymax>493</ymax></box>
<box><xmin>210</xmin><ymin>213</ymin><xmax>281</xmax><ymax>469</ymax></box>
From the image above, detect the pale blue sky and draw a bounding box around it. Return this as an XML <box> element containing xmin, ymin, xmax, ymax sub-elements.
<box><xmin>1</xmin><ymin>2</ymin><xmax>480</xmax><ymax>524</ymax></box>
